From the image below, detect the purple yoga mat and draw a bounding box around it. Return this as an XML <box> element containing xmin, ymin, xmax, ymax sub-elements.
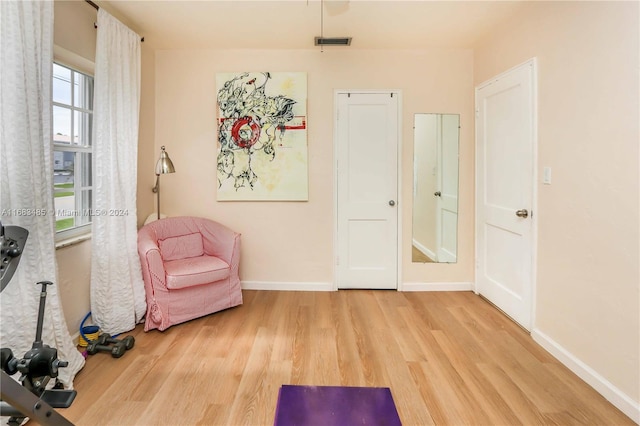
<box><xmin>274</xmin><ymin>385</ymin><xmax>402</xmax><ymax>426</ymax></box>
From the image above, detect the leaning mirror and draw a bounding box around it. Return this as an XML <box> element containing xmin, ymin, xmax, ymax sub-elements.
<box><xmin>412</xmin><ymin>113</ymin><xmax>460</xmax><ymax>263</ymax></box>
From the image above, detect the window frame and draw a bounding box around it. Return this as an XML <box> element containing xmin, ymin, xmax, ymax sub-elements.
<box><xmin>52</xmin><ymin>60</ymin><xmax>95</xmax><ymax>242</ymax></box>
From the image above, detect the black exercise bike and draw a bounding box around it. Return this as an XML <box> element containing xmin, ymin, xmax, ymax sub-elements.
<box><xmin>0</xmin><ymin>221</ymin><xmax>76</xmax><ymax>426</ymax></box>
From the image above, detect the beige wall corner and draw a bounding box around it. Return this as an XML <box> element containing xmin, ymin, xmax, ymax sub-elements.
<box><xmin>474</xmin><ymin>0</ymin><xmax>640</xmax><ymax>409</ymax></box>
<box><xmin>137</xmin><ymin>46</ymin><xmax>156</xmax><ymax>228</ymax></box>
<box><xmin>53</xmin><ymin>0</ymin><xmax>97</xmax><ymax>335</ymax></box>
<box><xmin>150</xmin><ymin>48</ymin><xmax>475</xmax><ymax>284</ymax></box>
<box><xmin>56</xmin><ymin>240</ymin><xmax>91</xmax><ymax>335</ymax></box>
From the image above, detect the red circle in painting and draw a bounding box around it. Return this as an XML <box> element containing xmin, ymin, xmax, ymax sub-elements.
<box><xmin>230</xmin><ymin>117</ymin><xmax>261</xmax><ymax>148</ymax></box>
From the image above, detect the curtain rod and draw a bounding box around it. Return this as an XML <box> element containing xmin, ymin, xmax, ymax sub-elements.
<box><xmin>85</xmin><ymin>0</ymin><xmax>145</xmax><ymax>42</ymax></box>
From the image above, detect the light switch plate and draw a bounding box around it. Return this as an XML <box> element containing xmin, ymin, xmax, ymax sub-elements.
<box><xmin>543</xmin><ymin>167</ymin><xmax>552</xmax><ymax>184</ymax></box>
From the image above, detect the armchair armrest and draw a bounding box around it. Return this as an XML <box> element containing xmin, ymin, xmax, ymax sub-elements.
<box><xmin>138</xmin><ymin>227</ymin><xmax>167</xmax><ymax>291</ymax></box>
<box><xmin>138</xmin><ymin>230</ymin><xmax>160</xmax><ymax>257</ymax></box>
<box><xmin>200</xmin><ymin>220</ymin><xmax>241</xmax><ymax>265</ymax></box>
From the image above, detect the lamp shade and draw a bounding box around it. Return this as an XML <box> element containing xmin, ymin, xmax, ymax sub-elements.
<box><xmin>155</xmin><ymin>146</ymin><xmax>175</xmax><ymax>175</ymax></box>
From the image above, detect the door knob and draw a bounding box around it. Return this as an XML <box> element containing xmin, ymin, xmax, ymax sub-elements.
<box><xmin>515</xmin><ymin>209</ymin><xmax>529</xmax><ymax>218</ymax></box>
<box><xmin>388</xmin><ymin>200</ymin><xmax>395</xmax><ymax>206</ymax></box>
<box><xmin>434</xmin><ymin>191</ymin><xmax>441</xmax><ymax>197</ymax></box>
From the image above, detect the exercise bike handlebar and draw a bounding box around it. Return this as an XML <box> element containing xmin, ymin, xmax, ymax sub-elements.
<box><xmin>33</xmin><ymin>281</ymin><xmax>53</xmax><ymax>348</ymax></box>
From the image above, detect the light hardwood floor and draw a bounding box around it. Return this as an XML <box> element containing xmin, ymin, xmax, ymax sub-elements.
<box><xmin>58</xmin><ymin>290</ymin><xmax>633</xmax><ymax>425</ymax></box>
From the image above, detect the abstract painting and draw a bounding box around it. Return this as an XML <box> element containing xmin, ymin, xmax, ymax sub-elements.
<box><xmin>216</xmin><ymin>72</ymin><xmax>308</xmax><ymax>201</ymax></box>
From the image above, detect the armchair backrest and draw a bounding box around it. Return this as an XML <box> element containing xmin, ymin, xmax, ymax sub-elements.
<box><xmin>158</xmin><ymin>232</ymin><xmax>204</xmax><ymax>261</ymax></box>
<box><xmin>138</xmin><ymin>216</ymin><xmax>239</xmax><ymax>263</ymax></box>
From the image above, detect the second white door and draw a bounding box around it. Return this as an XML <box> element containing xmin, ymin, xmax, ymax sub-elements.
<box><xmin>476</xmin><ymin>60</ymin><xmax>536</xmax><ymax>330</ymax></box>
<box><xmin>336</xmin><ymin>92</ymin><xmax>399</xmax><ymax>289</ymax></box>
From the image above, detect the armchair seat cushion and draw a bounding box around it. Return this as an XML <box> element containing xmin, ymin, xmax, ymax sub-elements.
<box><xmin>164</xmin><ymin>255</ymin><xmax>230</xmax><ymax>290</ymax></box>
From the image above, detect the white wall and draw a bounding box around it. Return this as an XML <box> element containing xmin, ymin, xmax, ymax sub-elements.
<box><xmin>149</xmin><ymin>48</ymin><xmax>475</xmax><ymax>286</ymax></box>
<box><xmin>53</xmin><ymin>0</ymin><xmax>96</xmax><ymax>335</ymax></box>
<box><xmin>137</xmin><ymin>47</ymin><xmax>156</xmax><ymax>226</ymax></box>
<box><xmin>474</xmin><ymin>0</ymin><xmax>639</xmax><ymax>415</ymax></box>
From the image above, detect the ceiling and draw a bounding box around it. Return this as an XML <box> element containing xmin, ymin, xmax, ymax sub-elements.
<box><xmin>98</xmin><ymin>0</ymin><xmax>528</xmax><ymax>50</ymax></box>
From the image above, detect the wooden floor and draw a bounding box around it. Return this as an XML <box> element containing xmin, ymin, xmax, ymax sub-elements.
<box><xmin>57</xmin><ymin>290</ymin><xmax>633</xmax><ymax>425</ymax></box>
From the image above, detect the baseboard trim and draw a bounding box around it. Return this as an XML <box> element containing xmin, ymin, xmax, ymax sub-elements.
<box><xmin>241</xmin><ymin>281</ymin><xmax>334</xmax><ymax>291</ymax></box>
<box><xmin>532</xmin><ymin>328</ymin><xmax>640</xmax><ymax>423</ymax></box>
<box><xmin>241</xmin><ymin>281</ymin><xmax>475</xmax><ymax>292</ymax></box>
<box><xmin>70</xmin><ymin>330</ymin><xmax>80</xmax><ymax>346</ymax></box>
<box><xmin>401</xmin><ymin>282</ymin><xmax>474</xmax><ymax>292</ymax></box>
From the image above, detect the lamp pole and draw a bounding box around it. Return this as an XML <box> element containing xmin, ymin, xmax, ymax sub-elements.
<box><xmin>152</xmin><ymin>146</ymin><xmax>175</xmax><ymax>221</ymax></box>
<box><xmin>153</xmin><ymin>175</ymin><xmax>161</xmax><ymax>220</ymax></box>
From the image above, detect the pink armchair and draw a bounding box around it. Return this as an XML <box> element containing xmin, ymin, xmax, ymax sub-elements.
<box><xmin>137</xmin><ymin>216</ymin><xmax>242</xmax><ymax>331</ymax></box>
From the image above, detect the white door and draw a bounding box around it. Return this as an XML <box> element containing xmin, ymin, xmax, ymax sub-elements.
<box><xmin>436</xmin><ymin>114</ymin><xmax>459</xmax><ymax>263</ymax></box>
<box><xmin>336</xmin><ymin>92</ymin><xmax>399</xmax><ymax>289</ymax></box>
<box><xmin>476</xmin><ymin>59</ymin><xmax>536</xmax><ymax>330</ymax></box>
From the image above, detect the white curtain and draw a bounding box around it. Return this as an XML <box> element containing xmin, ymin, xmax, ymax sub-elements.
<box><xmin>0</xmin><ymin>0</ymin><xmax>85</xmax><ymax>386</ymax></box>
<box><xmin>90</xmin><ymin>9</ymin><xmax>146</xmax><ymax>335</ymax></box>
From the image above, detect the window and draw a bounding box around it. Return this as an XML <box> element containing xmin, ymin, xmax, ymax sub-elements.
<box><xmin>52</xmin><ymin>63</ymin><xmax>93</xmax><ymax>239</ymax></box>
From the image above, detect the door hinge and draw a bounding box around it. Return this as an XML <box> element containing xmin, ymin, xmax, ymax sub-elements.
<box><xmin>336</xmin><ymin>256</ymin><xmax>340</xmax><ymax>266</ymax></box>
<box><xmin>475</xmin><ymin>108</ymin><xmax>479</xmax><ymax>118</ymax></box>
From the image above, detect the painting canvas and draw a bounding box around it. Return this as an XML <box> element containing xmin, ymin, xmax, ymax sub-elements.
<box><xmin>216</xmin><ymin>72</ymin><xmax>308</xmax><ymax>201</ymax></box>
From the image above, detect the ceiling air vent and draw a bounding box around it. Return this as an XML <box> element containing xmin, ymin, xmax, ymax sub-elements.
<box><xmin>314</xmin><ymin>37</ymin><xmax>352</xmax><ymax>46</ymax></box>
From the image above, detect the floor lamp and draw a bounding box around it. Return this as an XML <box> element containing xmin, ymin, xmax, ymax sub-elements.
<box><xmin>152</xmin><ymin>146</ymin><xmax>175</xmax><ymax>220</ymax></box>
